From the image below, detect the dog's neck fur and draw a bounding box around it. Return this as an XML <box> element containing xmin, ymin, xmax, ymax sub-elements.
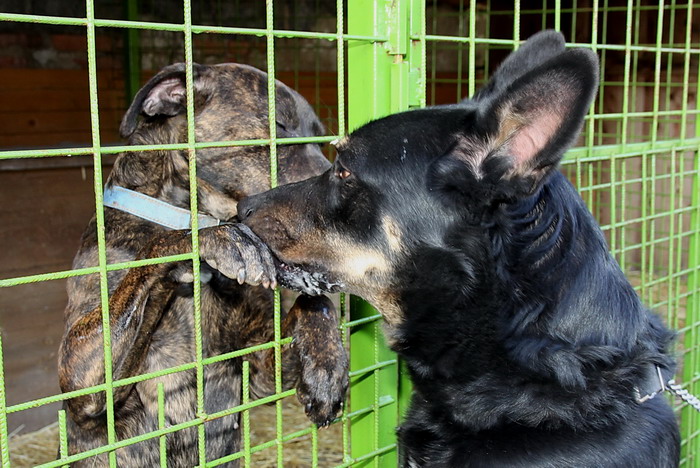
<box><xmin>108</xmin><ymin>117</ymin><xmax>237</xmax><ymax>222</ymax></box>
<box><xmin>392</xmin><ymin>171</ymin><xmax>675</xmax><ymax>432</ymax></box>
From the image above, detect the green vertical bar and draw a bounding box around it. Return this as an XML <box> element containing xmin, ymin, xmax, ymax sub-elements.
<box><xmin>335</xmin><ymin>0</ymin><xmax>350</xmax><ymax>463</ymax></box>
<box><xmin>158</xmin><ymin>382</ymin><xmax>167</xmax><ymax>467</ymax></box>
<box><xmin>181</xmin><ymin>0</ymin><xmax>206</xmax><ymax>464</ymax></box>
<box><xmin>681</xmin><ymin>11</ymin><xmax>700</xmax><ymax>458</ymax></box>
<box><xmin>513</xmin><ymin>0</ymin><xmax>520</xmax><ymax>50</ymax></box>
<box><xmin>409</xmin><ymin>0</ymin><xmax>426</xmax><ymax>108</ymax></box>
<box><xmin>692</xmin><ymin>16</ymin><xmax>700</xmax><ymax>463</ymax></box>
<box><xmin>651</xmin><ymin>1</ymin><xmax>665</xmax><ymax>145</ymax></box>
<box><xmin>679</xmin><ymin>0</ymin><xmax>693</xmax><ymax>142</ymax></box>
<box><xmin>467</xmin><ymin>0</ymin><xmax>476</xmax><ymax>97</ymax></box>
<box><xmin>242</xmin><ymin>361</ymin><xmax>251</xmax><ymax>468</ymax></box>
<box><xmin>429</xmin><ymin>0</ymin><xmax>438</xmax><ymax>106</ymax></box>
<box><xmin>0</xmin><ymin>334</ymin><xmax>9</xmax><ymax>468</ymax></box>
<box><xmin>58</xmin><ymin>410</ymin><xmax>69</xmax><ymax>468</ymax></box>
<box><xmin>348</xmin><ymin>1</ymin><xmax>402</xmax><ymax>465</ymax></box>
<box><xmin>337</xmin><ymin>0</ymin><xmax>346</xmax><ymax>137</ymax></box>
<box><xmin>683</xmin><ymin>150</ymin><xmax>700</xmax><ymax>467</ymax></box>
<box><xmin>85</xmin><ymin>0</ymin><xmax>117</xmax><ymax>464</ymax></box>
<box><xmin>311</xmin><ymin>424</ymin><xmax>318</xmax><ymax>468</ymax></box>
<box><xmin>264</xmin><ymin>2</ymin><xmax>284</xmax><ymax>466</ymax></box>
<box><xmin>455</xmin><ymin>0</ymin><xmax>464</xmax><ymax>101</ymax></box>
<box><xmin>341</xmin><ymin>292</ymin><xmax>351</xmax><ymax>465</ymax></box>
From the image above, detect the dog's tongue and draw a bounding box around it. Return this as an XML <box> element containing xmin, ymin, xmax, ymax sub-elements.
<box><xmin>273</xmin><ymin>258</ymin><xmax>343</xmax><ymax>296</ymax></box>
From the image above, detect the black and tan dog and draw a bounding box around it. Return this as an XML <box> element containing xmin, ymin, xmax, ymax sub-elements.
<box><xmin>239</xmin><ymin>32</ymin><xmax>680</xmax><ymax>467</ymax></box>
<box><xmin>59</xmin><ymin>63</ymin><xmax>348</xmax><ymax>466</ymax></box>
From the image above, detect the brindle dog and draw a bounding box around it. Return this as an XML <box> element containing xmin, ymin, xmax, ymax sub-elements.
<box><xmin>59</xmin><ymin>63</ymin><xmax>348</xmax><ymax>466</ymax></box>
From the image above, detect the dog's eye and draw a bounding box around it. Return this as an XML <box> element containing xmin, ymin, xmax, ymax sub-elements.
<box><xmin>276</xmin><ymin>122</ymin><xmax>289</xmax><ymax>134</ymax></box>
<box><xmin>337</xmin><ymin>168</ymin><xmax>351</xmax><ymax>179</ymax></box>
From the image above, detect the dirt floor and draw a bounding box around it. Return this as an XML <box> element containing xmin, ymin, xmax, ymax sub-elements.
<box><xmin>9</xmin><ymin>397</ymin><xmax>344</xmax><ymax>467</ymax></box>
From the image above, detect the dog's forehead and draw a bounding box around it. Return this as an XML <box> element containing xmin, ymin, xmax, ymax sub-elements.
<box><xmin>341</xmin><ymin>105</ymin><xmax>472</xmax><ymax>169</ymax></box>
<box><xmin>211</xmin><ymin>63</ymin><xmax>322</xmax><ymax>129</ymax></box>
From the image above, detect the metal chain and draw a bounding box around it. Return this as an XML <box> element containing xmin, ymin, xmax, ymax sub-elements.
<box><xmin>666</xmin><ymin>380</ymin><xmax>700</xmax><ymax>413</ymax></box>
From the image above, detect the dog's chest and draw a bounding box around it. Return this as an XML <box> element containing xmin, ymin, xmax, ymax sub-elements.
<box><xmin>146</xmin><ymin>286</ymin><xmax>247</xmax><ymax>361</ymax></box>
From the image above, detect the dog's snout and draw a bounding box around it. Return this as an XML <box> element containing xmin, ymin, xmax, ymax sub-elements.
<box><xmin>237</xmin><ymin>196</ymin><xmax>260</xmax><ymax>222</ymax></box>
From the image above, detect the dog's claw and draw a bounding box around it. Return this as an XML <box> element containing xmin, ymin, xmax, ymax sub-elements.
<box><xmin>237</xmin><ymin>267</ymin><xmax>246</xmax><ymax>284</ymax></box>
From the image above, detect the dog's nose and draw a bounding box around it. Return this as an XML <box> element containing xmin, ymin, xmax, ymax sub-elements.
<box><xmin>237</xmin><ymin>197</ymin><xmax>256</xmax><ymax>222</ymax></box>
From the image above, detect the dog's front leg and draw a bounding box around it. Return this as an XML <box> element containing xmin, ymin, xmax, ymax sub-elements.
<box><xmin>247</xmin><ymin>294</ymin><xmax>349</xmax><ymax>427</ymax></box>
<box><xmin>59</xmin><ymin>224</ymin><xmax>276</xmax><ymax>427</ymax></box>
<box><xmin>59</xmin><ymin>253</ymin><xmax>178</xmax><ymax>428</ymax></box>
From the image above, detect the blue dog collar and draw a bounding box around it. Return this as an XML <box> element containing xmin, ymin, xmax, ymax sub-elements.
<box><xmin>103</xmin><ymin>185</ymin><xmax>222</xmax><ymax>230</ymax></box>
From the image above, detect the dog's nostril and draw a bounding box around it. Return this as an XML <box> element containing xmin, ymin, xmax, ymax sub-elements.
<box><xmin>237</xmin><ymin>198</ymin><xmax>255</xmax><ymax>221</ymax></box>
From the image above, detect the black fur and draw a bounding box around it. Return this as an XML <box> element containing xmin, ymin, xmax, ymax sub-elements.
<box><xmin>240</xmin><ymin>31</ymin><xmax>681</xmax><ymax>467</ymax></box>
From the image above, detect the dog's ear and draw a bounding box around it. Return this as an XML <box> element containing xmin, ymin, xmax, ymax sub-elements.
<box><xmin>119</xmin><ymin>62</ymin><xmax>210</xmax><ymax>138</ymax></box>
<box><xmin>481</xmin><ymin>48</ymin><xmax>598</xmax><ymax>179</ymax></box>
<box><xmin>471</xmin><ymin>30</ymin><xmax>566</xmax><ymax>102</ymax></box>
<box><xmin>433</xmin><ymin>48</ymin><xmax>598</xmax><ymax>205</ymax></box>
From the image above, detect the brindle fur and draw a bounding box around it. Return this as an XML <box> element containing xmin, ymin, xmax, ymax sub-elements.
<box><xmin>59</xmin><ymin>63</ymin><xmax>348</xmax><ymax>466</ymax></box>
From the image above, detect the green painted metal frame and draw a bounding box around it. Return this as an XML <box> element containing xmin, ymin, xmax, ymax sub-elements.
<box><xmin>347</xmin><ymin>2</ymin><xmax>401</xmax><ymax>466</ymax></box>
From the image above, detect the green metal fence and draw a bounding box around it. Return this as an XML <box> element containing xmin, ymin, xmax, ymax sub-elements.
<box><xmin>1</xmin><ymin>0</ymin><xmax>700</xmax><ymax>466</ymax></box>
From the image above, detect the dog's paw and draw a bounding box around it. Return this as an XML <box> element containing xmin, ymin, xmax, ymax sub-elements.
<box><xmin>199</xmin><ymin>223</ymin><xmax>277</xmax><ymax>288</ymax></box>
<box><xmin>297</xmin><ymin>369</ymin><xmax>347</xmax><ymax>428</ymax></box>
<box><xmin>291</xmin><ymin>295</ymin><xmax>349</xmax><ymax>427</ymax></box>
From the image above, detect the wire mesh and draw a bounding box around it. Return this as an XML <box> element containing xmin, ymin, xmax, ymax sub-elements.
<box><xmin>424</xmin><ymin>1</ymin><xmax>700</xmax><ymax>466</ymax></box>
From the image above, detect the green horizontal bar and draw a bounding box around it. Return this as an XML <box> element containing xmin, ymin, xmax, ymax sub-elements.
<box><xmin>207</xmin><ymin>394</ymin><xmax>396</xmax><ymax>467</ymax></box>
<box><xmin>348</xmin><ymin>359</ymin><xmax>398</xmax><ymax>378</ymax></box>
<box><xmin>7</xmin><ymin>337</ymin><xmax>293</xmax><ymax>414</ymax></box>
<box><xmin>34</xmin><ymin>389</ymin><xmax>296</xmax><ymax>468</ymax></box>
<box><xmin>0</xmin><ymin>253</ymin><xmax>193</xmax><ymax>287</ymax></box>
<box><xmin>429</xmin><ymin>78</ymin><xmax>691</xmax><ymax>89</ymax></box>
<box><xmin>593</xmin><ymin>109</ymin><xmax>700</xmax><ymax>119</ymax></box>
<box><xmin>576</xmin><ymin>169</ymin><xmax>699</xmax><ymax>191</ymax></box>
<box><xmin>2</xmin><ymin>137</ymin><xmax>697</xmax><ymax>170</ymax></box>
<box><xmin>4</xmin><ymin>138</ymin><xmax>696</xmax><ymax>175</ymax></box>
<box><xmin>564</xmin><ymin>137</ymin><xmax>700</xmax><ymax>162</ymax></box>
<box><xmin>343</xmin><ymin>313</ymin><xmax>383</xmax><ymax>328</ymax></box>
<box><xmin>34</xmin><ymin>391</ymin><xmax>393</xmax><ymax>468</ymax></box>
<box><xmin>334</xmin><ymin>444</ymin><xmax>398</xmax><ymax>468</ymax></box>
<box><xmin>0</xmin><ymin>13</ymin><xmax>386</xmax><ymax>42</ymax></box>
<box><xmin>488</xmin><ymin>5</ymin><xmax>700</xmax><ymax>15</ymax></box>
<box><xmin>0</xmin><ymin>136</ymin><xmax>338</xmax><ymax>160</ymax></box>
<box><xmin>418</xmin><ymin>34</ymin><xmax>700</xmax><ymax>54</ymax></box>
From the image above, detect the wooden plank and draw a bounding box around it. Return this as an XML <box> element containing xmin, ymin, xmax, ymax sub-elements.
<box><xmin>0</xmin><ymin>280</ymin><xmax>66</xmax><ymax>433</ymax></box>
<box><xmin>0</xmin><ymin>88</ymin><xmax>125</xmax><ymax>112</ymax></box>
<box><xmin>0</xmin><ymin>69</ymin><xmax>123</xmax><ymax>90</ymax></box>
<box><xmin>0</xmin><ymin>166</ymin><xmax>109</xmax><ymax>278</ymax></box>
<box><xmin>0</xmin><ymin>110</ymin><xmax>120</xmax><ymax>135</ymax></box>
<box><xmin>0</xmin><ymin>154</ymin><xmax>116</xmax><ymax>171</ymax></box>
<box><xmin>0</xmin><ymin>131</ymin><xmax>121</xmax><ymax>148</ymax></box>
